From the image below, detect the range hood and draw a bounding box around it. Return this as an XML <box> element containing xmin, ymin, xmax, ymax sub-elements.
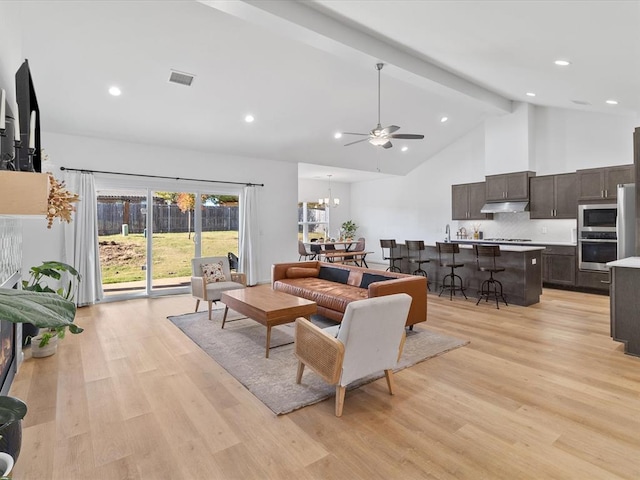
<box><xmin>480</xmin><ymin>201</ymin><xmax>529</xmax><ymax>214</ymax></box>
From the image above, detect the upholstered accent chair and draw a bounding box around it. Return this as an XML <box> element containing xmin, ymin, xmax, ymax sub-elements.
<box><xmin>191</xmin><ymin>256</ymin><xmax>246</xmax><ymax>320</ymax></box>
<box><xmin>294</xmin><ymin>293</ymin><xmax>412</xmax><ymax>417</ymax></box>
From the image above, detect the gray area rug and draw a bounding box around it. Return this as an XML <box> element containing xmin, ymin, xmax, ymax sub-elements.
<box><xmin>168</xmin><ymin>308</ymin><xmax>469</xmax><ymax>415</ymax></box>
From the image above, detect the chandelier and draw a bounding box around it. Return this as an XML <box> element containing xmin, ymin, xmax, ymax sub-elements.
<box><xmin>318</xmin><ymin>174</ymin><xmax>340</xmax><ymax>207</ymax></box>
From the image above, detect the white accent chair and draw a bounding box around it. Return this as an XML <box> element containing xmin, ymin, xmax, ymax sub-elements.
<box><xmin>294</xmin><ymin>293</ymin><xmax>412</xmax><ymax>417</ymax></box>
<box><xmin>191</xmin><ymin>256</ymin><xmax>246</xmax><ymax>320</ymax></box>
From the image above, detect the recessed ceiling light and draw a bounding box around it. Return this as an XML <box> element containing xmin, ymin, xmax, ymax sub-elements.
<box><xmin>108</xmin><ymin>86</ymin><xmax>121</xmax><ymax>96</ymax></box>
<box><xmin>334</xmin><ymin>132</ymin><xmax>342</xmax><ymax>139</ymax></box>
<box><xmin>554</xmin><ymin>60</ymin><xmax>571</xmax><ymax>66</ymax></box>
<box><xmin>526</xmin><ymin>92</ymin><xmax>536</xmax><ymax>97</ymax></box>
<box><xmin>440</xmin><ymin>116</ymin><xmax>448</xmax><ymax>123</ymax></box>
<box><xmin>244</xmin><ymin>114</ymin><xmax>255</xmax><ymax>123</ymax></box>
<box><xmin>401</xmin><ymin>146</ymin><xmax>408</xmax><ymax>152</ymax></box>
<box><xmin>606</xmin><ymin>99</ymin><xmax>619</xmax><ymax>105</ymax></box>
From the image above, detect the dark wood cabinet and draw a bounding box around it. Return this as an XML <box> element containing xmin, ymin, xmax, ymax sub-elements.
<box><xmin>485</xmin><ymin>171</ymin><xmax>535</xmax><ymax>201</ymax></box>
<box><xmin>577</xmin><ymin>270</ymin><xmax>610</xmax><ymax>292</ymax></box>
<box><xmin>577</xmin><ymin>165</ymin><xmax>634</xmax><ymax>201</ymax></box>
<box><xmin>530</xmin><ymin>173</ymin><xmax>577</xmax><ymax>219</ymax></box>
<box><xmin>542</xmin><ymin>245</ymin><xmax>576</xmax><ymax>286</ymax></box>
<box><xmin>452</xmin><ymin>182</ymin><xmax>492</xmax><ymax>220</ymax></box>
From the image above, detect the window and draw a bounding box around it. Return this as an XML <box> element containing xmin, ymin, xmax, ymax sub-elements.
<box><xmin>298</xmin><ymin>202</ymin><xmax>327</xmax><ymax>242</ymax></box>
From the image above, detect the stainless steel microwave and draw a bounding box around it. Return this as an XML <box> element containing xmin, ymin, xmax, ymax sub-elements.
<box><xmin>578</xmin><ymin>204</ymin><xmax>617</xmax><ymax>232</ymax></box>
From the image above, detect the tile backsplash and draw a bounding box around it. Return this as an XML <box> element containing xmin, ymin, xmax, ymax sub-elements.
<box><xmin>0</xmin><ymin>217</ymin><xmax>22</xmax><ymax>286</ymax></box>
<box><xmin>456</xmin><ymin>212</ymin><xmax>577</xmax><ymax>243</ymax></box>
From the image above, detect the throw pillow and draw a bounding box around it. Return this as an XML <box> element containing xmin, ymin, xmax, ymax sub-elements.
<box><xmin>318</xmin><ymin>266</ymin><xmax>350</xmax><ymax>284</ymax></box>
<box><xmin>359</xmin><ymin>272</ymin><xmax>394</xmax><ymax>289</ymax></box>
<box><xmin>201</xmin><ymin>262</ymin><xmax>226</xmax><ymax>283</ymax></box>
<box><xmin>286</xmin><ymin>267</ymin><xmax>319</xmax><ymax>279</ymax></box>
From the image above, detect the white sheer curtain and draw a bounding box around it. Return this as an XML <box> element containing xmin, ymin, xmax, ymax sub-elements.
<box><xmin>62</xmin><ymin>171</ymin><xmax>104</xmax><ymax>306</ymax></box>
<box><xmin>238</xmin><ymin>185</ymin><xmax>259</xmax><ymax>286</ymax></box>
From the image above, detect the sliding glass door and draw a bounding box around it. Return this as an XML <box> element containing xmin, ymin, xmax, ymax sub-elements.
<box><xmin>150</xmin><ymin>191</ymin><xmax>197</xmax><ymax>293</ymax></box>
<box><xmin>97</xmin><ymin>187</ymin><xmax>240</xmax><ymax>298</ymax></box>
<box><xmin>97</xmin><ymin>188</ymin><xmax>148</xmax><ymax>296</ymax></box>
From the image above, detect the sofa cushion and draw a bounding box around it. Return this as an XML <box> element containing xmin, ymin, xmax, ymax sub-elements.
<box><xmin>286</xmin><ymin>266</ymin><xmax>319</xmax><ymax>279</ymax></box>
<box><xmin>201</xmin><ymin>262</ymin><xmax>226</xmax><ymax>283</ymax></box>
<box><xmin>274</xmin><ymin>278</ymin><xmax>368</xmax><ymax>313</ymax></box>
<box><xmin>360</xmin><ymin>272</ymin><xmax>395</xmax><ymax>289</ymax></box>
<box><xmin>318</xmin><ymin>266</ymin><xmax>350</xmax><ymax>284</ymax></box>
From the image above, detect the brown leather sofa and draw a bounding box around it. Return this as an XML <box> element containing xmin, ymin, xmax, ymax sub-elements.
<box><xmin>272</xmin><ymin>261</ymin><xmax>427</xmax><ymax>327</ymax></box>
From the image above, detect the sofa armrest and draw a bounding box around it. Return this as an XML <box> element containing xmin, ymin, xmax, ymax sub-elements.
<box><xmin>191</xmin><ymin>276</ymin><xmax>207</xmax><ymax>300</ymax></box>
<box><xmin>369</xmin><ymin>276</ymin><xmax>427</xmax><ymax>326</ymax></box>
<box><xmin>272</xmin><ymin>261</ymin><xmax>319</xmax><ymax>283</ymax></box>
<box><xmin>231</xmin><ymin>272</ymin><xmax>247</xmax><ymax>286</ymax></box>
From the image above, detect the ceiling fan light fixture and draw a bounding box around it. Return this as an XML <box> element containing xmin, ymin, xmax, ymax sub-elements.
<box><xmin>369</xmin><ymin>136</ymin><xmax>390</xmax><ymax>146</ymax></box>
<box><xmin>440</xmin><ymin>116</ymin><xmax>448</xmax><ymax>123</ymax></box>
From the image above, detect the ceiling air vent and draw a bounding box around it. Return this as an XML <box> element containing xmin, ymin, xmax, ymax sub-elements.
<box><xmin>571</xmin><ymin>99</ymin><xmax>591</xmax><ymax>106</ymax></box>
<box><xmin>168</xmin><ymin>70</ymin><xmax>195</xmax><ymax>86</ymax></box>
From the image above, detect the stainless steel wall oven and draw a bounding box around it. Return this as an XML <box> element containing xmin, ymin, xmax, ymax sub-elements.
<box><xmin>578</xmin><ymin>204</ymin><xmax>617</xmax><ymax>271</ymax></box>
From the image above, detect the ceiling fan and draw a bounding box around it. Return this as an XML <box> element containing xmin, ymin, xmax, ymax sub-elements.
<box><xmin>342</xmin><ymin>63</ymin><xmax>425</xmax><ymax>149</ymax></box>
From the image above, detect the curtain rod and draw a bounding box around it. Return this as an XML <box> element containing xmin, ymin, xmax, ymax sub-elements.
<box><xmin>59</xmin><ymin>167</ymin><xmax>264</xmax><ymax>187</ymax></box>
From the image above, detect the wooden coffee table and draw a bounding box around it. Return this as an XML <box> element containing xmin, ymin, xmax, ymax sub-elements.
<box><xmin>220</xmin><ymin>285</ymin><xmax>317</xmax><ymax>358</ymax></box>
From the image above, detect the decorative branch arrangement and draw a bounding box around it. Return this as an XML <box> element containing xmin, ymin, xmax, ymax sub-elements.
<box><xmin>46</xmin><ymin>173</ymin><xmax>79</xmax><ymax>228</ymax></box>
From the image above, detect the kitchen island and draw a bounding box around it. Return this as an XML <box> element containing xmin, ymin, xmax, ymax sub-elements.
<box><xmin>397</xmin><ymin>242</ymin><xmax>545</xmax><ymax>306</ymax></box>
<box><xmin>608</xmin><ymin>257</ymin><xmax>640</xmax><ymax>356</ymax></box>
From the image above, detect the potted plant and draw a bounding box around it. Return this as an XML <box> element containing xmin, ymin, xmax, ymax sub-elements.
<box><xmin>341</xmin><ymin>220</ymin><xmax>358</xmax><ymax>240</ymax></box>
<box><xmin>21</xmin><ymin>261</ymin><xmax>81</xmax><ymax>356</ymax></box>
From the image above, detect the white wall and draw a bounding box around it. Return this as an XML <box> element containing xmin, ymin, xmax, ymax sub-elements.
<box><xmin>485</xmin><ymin>102</ymin><xmax>535</xmax><ymax>175</ymax></box>
<box><xmin>534</xmin><ymin>107</ymin><xmax>636</xmax><ymax>174</ymax></box>
<box><xmin>21</xmin><ymin>132</ymin><xmax>299</xmax><ymax>285</ymax></box>
<box><xmin>0</xmin><ymin>2</ymin><xmax>21</xmax><ymax>105</ymax></box>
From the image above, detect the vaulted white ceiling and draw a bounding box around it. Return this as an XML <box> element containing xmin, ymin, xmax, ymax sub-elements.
<box><xmin>12</xmin><ymin>1</ymin><xmax>639</xmax><ymax>182</ymax></box>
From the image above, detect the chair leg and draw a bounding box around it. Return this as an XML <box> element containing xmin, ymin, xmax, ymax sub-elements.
<box><xmin>384</xmin><ymin>369</ymin><xmax>395</xmax><ymax>395</ymax></box>
<box><xmin>208</xmin><ymin>301</ymin><xmax>213</xmax><ymax>320</ymax></box>
<box><xmin>195</xmin><ymin>299</ymin><xmax>200</xmax><ymax>312</ymax></box>
<box><xmin>296</xmin><ymin>361</ymin><xmax>305</xmax><ymax>384</ymax></box>
<box><xmin>454</xmin><ymin>274</ymin><xmax>468</xmax><ymax>299</ymax></box>
<box><xmin>335</xmin><ymin>385</ymin><xmax>346</xmax><ymax>417</ymax></box>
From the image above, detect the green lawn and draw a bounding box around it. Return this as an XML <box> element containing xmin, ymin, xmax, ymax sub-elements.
<box><xmin>99</xmin><ymin>231</ymin><xmax>238</xmax><ymax>284</ymax></box>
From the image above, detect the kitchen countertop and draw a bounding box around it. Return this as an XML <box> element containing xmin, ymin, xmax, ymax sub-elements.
<box><xmin>455</xmin><ymin>239</ymin><xmax>576</xmax><ymax>247</ymax></box>
<box><xmin>425</xmin><ymin>242</ymin><xmax>545</xmax><ymax>253</ymax></box>
<box><xmin>607</xmin><ymin>257</ymin><xmax>640</xmax><ymax>269</ymax></box>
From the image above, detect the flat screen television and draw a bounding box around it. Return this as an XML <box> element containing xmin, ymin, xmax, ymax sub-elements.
<box><xmin>15</xmin><ymin>59</ymin><xmax>41</xmax><ymax>172</ymax></box>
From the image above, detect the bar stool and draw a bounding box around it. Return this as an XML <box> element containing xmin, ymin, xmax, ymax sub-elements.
<box><xmin>474</xmin><ymin>244</ymin><xmax>508</xmax><ymax>309</ymax></box>
<box><xmin>405</xmin><ymin>240</ymin><xmax>430</xmax><ymax>290</ymax></box>
<box><xmin>380</xmin><ymin>239</ymin><xmax>403</xmax><ymax>273</ymax></box>
<box><xmin>436</xmin><ymin>242</ymin><xmax>467</xmax><ymax>300</ymax></box>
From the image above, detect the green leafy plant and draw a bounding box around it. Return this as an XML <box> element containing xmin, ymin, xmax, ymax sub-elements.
<box><xmin>19</xmin><ymin>261</ymin><xmax>82</xmax><ymax>347</ymax></box>
<box><xmin>341</xmin><ymin>220</ymin><xmax>358</xmax><ymax>239</ymax></box>
<box><xmin>0</xmin><ymin>289</ymin><xmax>81</xmax><ymax>337</ymax></box>
<box><xmin>22</xmin><ymin>261</ymin><xmax>81</xmax><ymax>301</ymax></box>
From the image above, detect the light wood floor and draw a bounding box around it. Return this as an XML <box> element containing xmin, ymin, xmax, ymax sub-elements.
<box><xmin>9</xmin><ymin>288</ymin><xmax>640</xmax><ymax>479</ymax></box>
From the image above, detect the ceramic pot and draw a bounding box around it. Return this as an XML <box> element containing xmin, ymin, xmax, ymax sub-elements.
<box><xmin>31</xmin><ymin>333</ymin><xmax>58</xmax><ymax>358</ymax></box>
<box><xmin>0</xmin><ymin>452</ymin><xmax>13</xmax><ymax>476</ymax></box>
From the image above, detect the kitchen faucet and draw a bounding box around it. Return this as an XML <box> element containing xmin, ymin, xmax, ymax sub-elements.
<box><xmin>445</xmin><ymin>224</ymin><xmax>450</xmax><ymax>243</ymax></box>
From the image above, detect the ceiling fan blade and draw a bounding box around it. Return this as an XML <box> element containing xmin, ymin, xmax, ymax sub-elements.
<box><xmin>344</xmin><ymin>138</ymin><xmax>370</xmax><ymax>147</ymax></box>
<box><xmin>382</xmin><ymin>141</ymin><xmax>393</xmax><ymax>149</ymax></box>
<box><xmin>380</xmin><ymin>125</ymin><xmax>400</xmax><ymax>135</ymax></box>
<box><xmin>342</xmin><ymin>132</ymin><xmax>369</xmax><ymax>136</ymax></box>
<box><xmin>389</xmin><ymin>134</ymin><xmax>425</xmax><ymax>140</ymax></box>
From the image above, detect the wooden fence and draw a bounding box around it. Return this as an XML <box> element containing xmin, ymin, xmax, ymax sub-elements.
<box><xmin>98</xmin><ymin>202</ymin><xmax>239</xmax><ymax>235</ymax></box>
